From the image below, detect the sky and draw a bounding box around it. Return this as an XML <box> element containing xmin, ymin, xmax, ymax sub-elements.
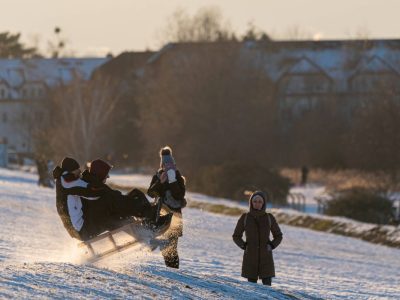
<box><xmin>1</xmin><ymin>0</ymin><xmax>399</xmax><ymax>57</ymax></box>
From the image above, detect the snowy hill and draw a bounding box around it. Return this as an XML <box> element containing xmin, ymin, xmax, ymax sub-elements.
<box><xmin>1</xmin><ymin>168</ymin><xmax>400</xmax><ymax>299</ymax></box>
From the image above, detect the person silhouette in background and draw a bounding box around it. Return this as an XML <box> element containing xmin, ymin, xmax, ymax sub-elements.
<box><xmin>301</xmin><ymin>165</ymin><xmax>309</xmax><ymax>186</ymax></box>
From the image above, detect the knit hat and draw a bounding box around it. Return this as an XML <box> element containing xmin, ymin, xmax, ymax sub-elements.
<box><xmin>159</xmin><ymin>146</ymin><xmax>175</xmax><ymax>167</ymax></box>
<box><xmin>60</xmin><ymin>157</ymin><xmax>80</xmax><ymax>173</ymax></box>
<box><xmin>89</xmin><ymin>159</ymin><xmax>113</xmax><ymax>181</ymax></box>
<box><xmin>249</xmin><ymin>190</ymin><xmax>267</xmax><ymax>211</ymax></box>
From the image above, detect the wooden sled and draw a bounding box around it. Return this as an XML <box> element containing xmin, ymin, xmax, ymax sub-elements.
<box><xmin>78</xmin><ymin>216</ymin><xmax>171</xmax><ymax>263</ymax></box>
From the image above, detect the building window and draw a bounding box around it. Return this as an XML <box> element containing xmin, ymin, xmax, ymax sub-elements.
<box><xmin>2</xmin><ymin>112</ymin><xmax>7</xmax><ymax>123</ymax></box>
<box><xmin>0</xmin><ymin>89</ymin><xmax>5</xmax><ymax>98</ymax></box>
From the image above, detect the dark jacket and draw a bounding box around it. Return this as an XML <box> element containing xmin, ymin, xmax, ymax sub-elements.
<box><xmin>53</xmin><ymin>167</ymin><xmax>103</xmax><ymax>240</ymax></box>
<box><xmin>147</xmin><ymin>169</ymin><xmax>186</xmax><ymax>213</ymax></box>
<box><xmin>148</xmin><ymin>169</ymin><xmax>186</xmax><ymax>238</ymax></box>
<box><xmin>81</xmin><ymin>170</ymin><xmax>152</xmax><ymax>220</ymax></box>
<box><xmin>232</xmin><ymin>200</ymin><xmax>283</xmax><ymax>279</ymax></box>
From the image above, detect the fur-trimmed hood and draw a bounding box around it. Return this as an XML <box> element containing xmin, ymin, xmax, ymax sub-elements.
<box><xmin>248</xmin><ymin>191</ymin><xmax>267</xmax><ymax>212</ymax></box>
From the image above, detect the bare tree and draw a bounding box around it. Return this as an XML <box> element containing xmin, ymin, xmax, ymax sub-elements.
<box><xmin>346</xmin><ymin>82</ymin><xmax>400</xmax><ymax>185</ymax></box>
<box><xmin>37</xmin><ymin>77</ymin><xmax>122</xmax><ymax>163</ymax></box>
<box><xmin>11</xmin><ymin>98</ymin><xmax>54</xmax><ymax>186</ymax></box>
<box><xmin>136</xmin><ymin>42</ymin><xmax>276</xmax><ymax>170</ymax></box>
<box><xmin>242</xmin><ymin>22</ymin><xmax>271</xmax><ymax>42</ymax></box>
<box><xmin>158</xmin><ymin>7</ymin><xmax>235</xmax><ymax>45</ymax></box>
<box><xmin>279</xmin><ymin>25</ymin><xmax>313</xmax><ymax>40</ymax></box>
<box><xmin>283</xmin><ymin>98</ymin><xmax>347</xmax><ymax>169</ymax></box>
<box><xmin>47</xmin><ymin>27</ymin><xmax>68</xmax><ymax>58</ymax></box>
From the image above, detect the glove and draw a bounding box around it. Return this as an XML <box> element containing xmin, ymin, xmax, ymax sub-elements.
<box><xmin>52</xmin><ymin>166</ymin><xmax>63</xmax><ymax>179</ymax></box>
<box><xmin>267</xmin><ymin>242</ymin><xmax>275</xmax><ymax>251</ymax></box>
<box><xmin>167</xmin><ymin>169</ymin><xmax>176</xmax><ymax>183</ymax></box>
<box><xmin>240</xmin><ymin>242</ymin><xmax>247</xmax><ymax>250</ymax></box>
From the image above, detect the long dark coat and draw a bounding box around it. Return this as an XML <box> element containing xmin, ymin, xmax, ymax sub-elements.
<box><xmin>232</xmin><ymin>201</ymin><xmax>282</xmax><ymax>279</ymax></box>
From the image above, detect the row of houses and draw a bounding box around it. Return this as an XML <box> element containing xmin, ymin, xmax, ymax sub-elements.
<box><xmin>1</xmin><ymin>39</ymin><xmax>400</xmax><ymax>163</ymax></box>
<box><xmin>138</xmin><ymin>39</ymin><xmax>400</xmax><ymax>119</ymax></box>
<box><xmin>0</xmin><ymin>58</ymin><xmax>109</xmax><ymax>159</ymax></box>
<box><xmin>257</xmin><ymin>40</ymin><xmax>400</xmax><ymax>118</ymax></box>
<box><xmin>96</xmin><ymin>39</ymin><xmax>400</xmax><ymax>121</ymax></box>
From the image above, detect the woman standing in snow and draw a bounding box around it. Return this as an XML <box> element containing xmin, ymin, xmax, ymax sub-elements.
<box><xmin>232</xmin><ymin>191</ymin><xmax>282</xmax><ymax>286</ymax></box>
<box><xmin>147</xmin><ymin>146</ymin><xmax>186</xmax><ymax>269</ymax></box>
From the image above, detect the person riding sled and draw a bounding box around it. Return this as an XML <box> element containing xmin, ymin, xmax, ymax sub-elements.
<box><xmin>53</xmin><ymin>157</ymin><xmax>171</xmax><ymax>241</ymax></box>
<box><xmin>147</xmin><ymin>146</ymin><xmax>186</xmax><ymax>269</ymax></box>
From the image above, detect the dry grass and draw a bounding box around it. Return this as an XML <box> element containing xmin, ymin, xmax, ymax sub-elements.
<box><xmin>189</xmin><ymin>199</ymin><xmax>400</xmax><ymax>249</ymax></box>
<box><xmin>280</xmin><ymin>168</ymin><xmax>397</xmax><ymax>192</ymax></box>
<box><xmin>107</xmin><ymin>181</ymin><xmax>400</xmax><ymax>248</ymax></box>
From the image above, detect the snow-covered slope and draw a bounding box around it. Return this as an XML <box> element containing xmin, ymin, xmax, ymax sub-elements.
<box><xmin>1</xmin><ymin>168</ymin><xmax>400</xmax><ymax>299</ymax></box>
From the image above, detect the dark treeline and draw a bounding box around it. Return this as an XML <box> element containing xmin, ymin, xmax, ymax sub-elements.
<box><xmin>28</xmin><ymin>42</ymin><xmax>400</xmax><ymax>201</ymax></box>
<box><xmin>92</xmin><ymin>43</ymin><xmax>400</xmax><ymax>200</ymax></box>
<box><xmin>3</xmin><ymin>7</ymin><xmax>399</xmax><ymax>204</ymax></box>
<box><xmin>29</xmin><ymin>42</ymin><xmax>400</xmax><ymax>201</ymax></box>
<box><xmin>23</xmin><ymin>7</ymin><xmax>400</xmax><ymax>201</ymax></box>
<box><xmin>133</xmin><ymin>43</ymin><xmax>290</xmax><ymax>202</ymax></box>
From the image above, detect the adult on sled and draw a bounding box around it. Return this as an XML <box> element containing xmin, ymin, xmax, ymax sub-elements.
<box><xmin>53</xmin><ymin>157</ymin><xmax>171</xmax><ymax>241</ymax></box>
<box><xmin>147</xmin><ymin>146</ymin><xmax>186</xmax><ymax>269</ymax></box>
<box><xmin>232</xmin><ymin>191</ymin><xmax>283</xmax><ymax>286</ymax></box>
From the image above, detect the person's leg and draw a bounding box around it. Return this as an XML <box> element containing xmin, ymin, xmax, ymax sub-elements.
<box><xmin>261</xmin><ymin>277</ymin><xmax>272</xmax><ymax>286</ymax></box>
<box><xmin>161</xmin><ymin>236</ymin><xmax>179</xmax><ymax>269</ymax></box>
<box><xmin>111</xmin><ymin>188</ymin><xmax>153</xmax><ymax>218</ymax></box>
<box><xmin>78</xmin><ymin>223</ymin><xmax>93</xmax><ymax>241</ymax></box>
<box><xmin>247</xmin><ymin>278</ymin><xmax>257</xmax><ymax>283</ymax></box>
<box><xmin>107</xmin><ymin>189</ymin><xmax>172</xmax><ymax>230</ymax></box>
<box><xmin>82</xmin><ymin>197</ymin><xmax>114</xmax><ymax>236</ymax></box>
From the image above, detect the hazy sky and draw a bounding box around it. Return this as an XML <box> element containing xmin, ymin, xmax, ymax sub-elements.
<box><xmin>1</xmin><ymin>0</ymin><xmax>399</xmax><ymax>57</ymax></box>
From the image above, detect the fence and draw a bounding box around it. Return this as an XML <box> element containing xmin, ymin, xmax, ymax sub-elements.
<box><xmin>392</xmin><ymin>198</ymin><xmax>400</xmax><ymax>223</ymax></box>
<box><xmin>287</xmin><ymin>193</ymin><xmax>306</xmax><ymax>212</ymax></box>
<box><xmin>313</xmin><ymin>195</ymin><xmax>330</xmax><ymax>214</ymax></box>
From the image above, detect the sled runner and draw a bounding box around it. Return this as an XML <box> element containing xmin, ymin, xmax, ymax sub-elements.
<box><xmin>79</xmin><ymin>211</ymin><xmax>172</xmax><ymax>263</ymax></box>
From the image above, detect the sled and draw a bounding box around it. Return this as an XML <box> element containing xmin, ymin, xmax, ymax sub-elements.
<box><xmin>78</xmin><ymin>215</ymin><xmax>171</xmax><ymax>263</ymax></box>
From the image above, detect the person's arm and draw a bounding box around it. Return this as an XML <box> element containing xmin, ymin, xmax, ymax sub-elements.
<box><xmin>168</xmin><ymin>171</ymin><xmax>185</xmax><ymax>200</ymax></box>
<box><xmin>147</xmin><ymin>174</ymin><xmax>163</xmax><ymax>198</ymax></box>
<box><xmin>61</xmin><ymin>178</ymin><xmax>104</xmax><ymax>199</ymax></box>
<box><xmin>66</xmin><ymin>186</ymin><xmax>104</xmax><ymax>198</ymax></box>
<box><xmin>102</xmin><ymin>185</ymin><xmax>123</xmax><ymax>201</ymax></box>
<box><xmin>268</xmin><ymin>214</ymin><xmax>283</xmax><ymax>249</ymax></box>
<box><xmin>232</xmin><ymin>214</ymin><xmax>247</xmax><ymax>250</ymax></box>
